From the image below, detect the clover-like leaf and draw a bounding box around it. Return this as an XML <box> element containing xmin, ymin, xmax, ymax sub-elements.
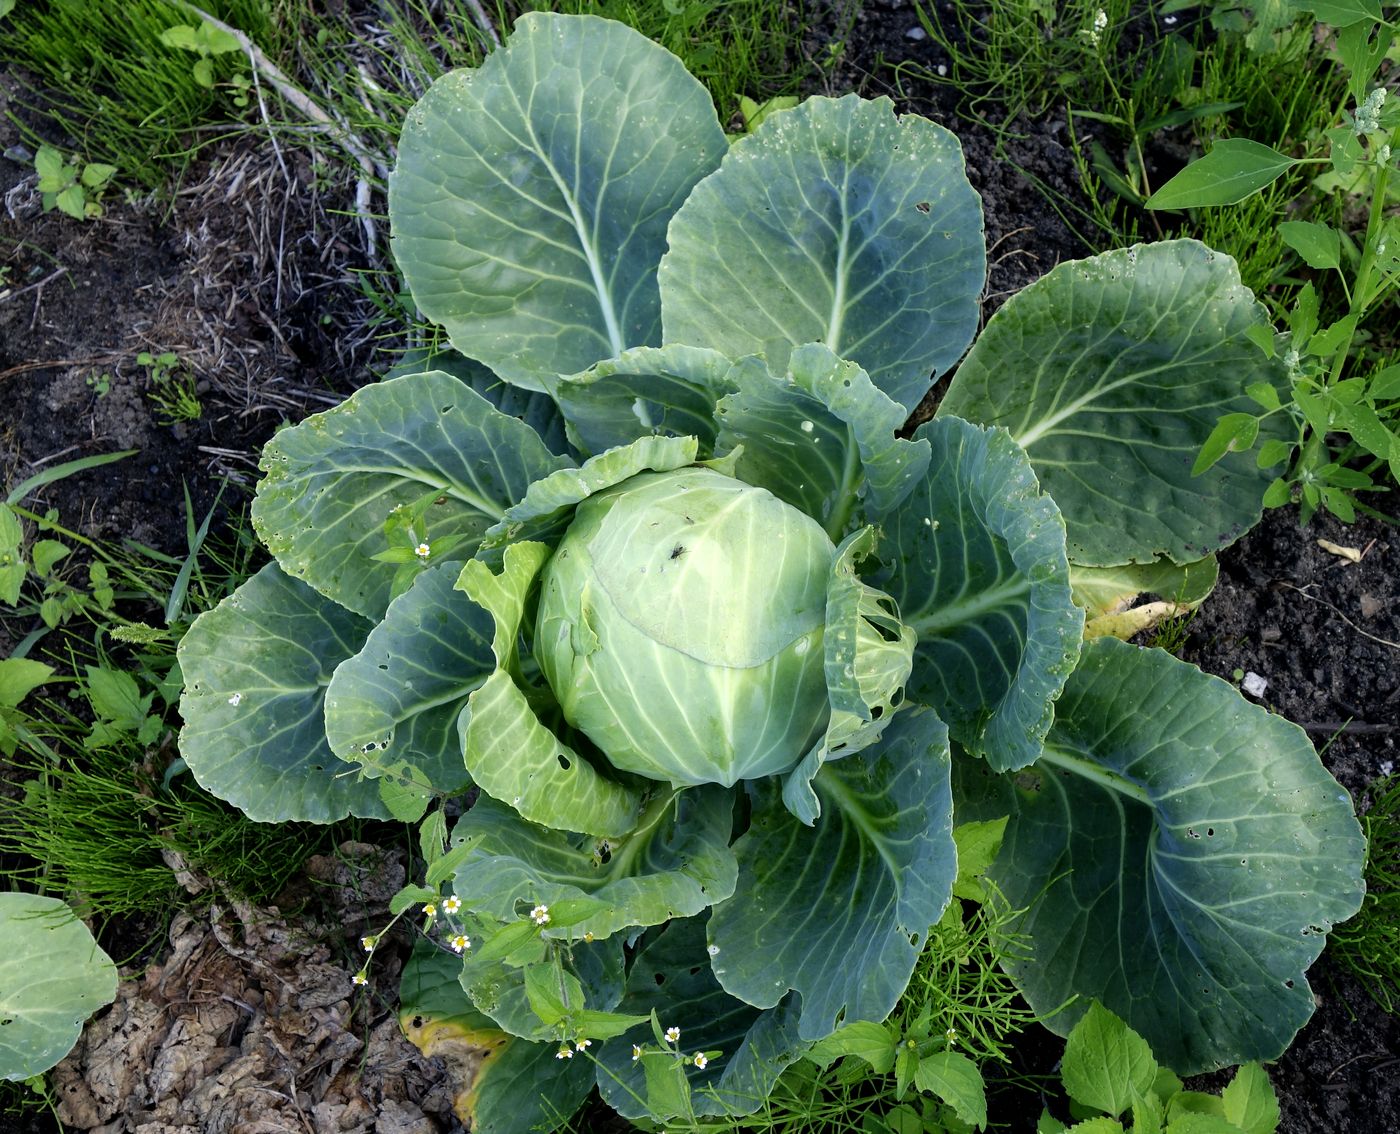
<box><xmin>961</xmin><ymin>638</ymin><xmax>1365</xmax><ymax>1073</ymax></box>
<box><xmin>0</xmin><ymin>893</ymin><xmax>117</xmax><ymax>1080</ymax></box>
<box><xmin>715</xmin><ymin>345</ymin><xmax>931</xmax><ymax>538</ymax></box>
<box><xmin>178</xmin><ymin>563</ymin><xmax>387</xmax><ymax>823</ymax></box>
<box><xmin>939</xmin><ymin>241</ymin><xmax>1288</xmax><ymax>566</ymax></box>
<box><xmin>389</xmin><ymin>12</ymin><xmax>728</xmax><ymax>391</ymax></box>
<box><xmin>662</xmin><ymin>93</ymin><xmax>984</xmax><ymax>412</ymax></box>
<box><xmin>448</xmin><ymin>787</ymin><xmax>737</xmax><ymax>942</ymax></box>
<box><xmin>873</xmin><ymin>417</ymin><xmax>1083</xmax><ymax>772</ymax></box>
<box><xmin>708</xmin><ymin>707</ymin><xmax>955</xmax><ymax>1040</ymax></box>
<box><xmin>325</xmin><ymin>562</ymin><xmax>490</xmax><ymax>794</ymax></box>
<box><xmin>253</xmin><ymin>370</ymin><xmax>569</xmax><ymax>619</ymax></box>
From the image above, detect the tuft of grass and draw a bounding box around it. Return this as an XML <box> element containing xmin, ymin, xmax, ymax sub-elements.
<box><xmin>0</xmin><ymin>0</ymin><xmax>303</xmax><ymax>186</ymax></box>
<box><xmin>1329</xmin><ymin>773</ymin><xmax>1400</xmax><ymax>1012</ymax></box>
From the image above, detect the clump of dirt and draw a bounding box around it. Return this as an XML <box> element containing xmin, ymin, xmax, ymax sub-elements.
<box><xmin>51</xmin><ymin>844</ymin><xmax>465</xmax><ymax>1134</ymax></box>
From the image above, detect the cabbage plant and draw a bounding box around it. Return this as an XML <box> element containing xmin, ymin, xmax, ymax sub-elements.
<box><xmin>176</xmin><ymin>14</ymin><xmax>1365</xmax><ymax>1130</ymax></box>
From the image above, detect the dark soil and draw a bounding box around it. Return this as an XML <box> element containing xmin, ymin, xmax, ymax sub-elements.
<box><xmin>3</xmin><ymin>2</ymin><xmax>1398</xmax><ymax>1131</ymax></box>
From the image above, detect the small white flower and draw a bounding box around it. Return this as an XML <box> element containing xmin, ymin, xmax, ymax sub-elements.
<box><xmin>693</xmin><ymin>1052</ymin><xmax>709</xmax><ymax>1070</ymax></box>
<box><xmin>945</xmin><ymin>1027</ymin><xmax>958</xmax><ymax>1042</ymax></box>
<box><xmin>632</xmin><ymin>1044</ymin><xmax>643</xmax><ymax>1062</ymax></box>
<box><xmin>227</xmin><ymin>692</ymin><xmax>242</xmax><ymax>706</ymax></box>
<box><xmin>442</xmin><ymin>896</ymin><xmax>462</xmax><ymax>914</ymax></box>
<box><xmin>1094</xmin><ymin>8</ymin><xmax>1107</xmax><ymax>29</ymax></box>
<box><xmin>530</xmin><ymin>904</ymin><xmax>551</xmax><ymax>926</ymax></box>
<box><xmin>352</xmin><ymin>971</ymin><xmax>368</xmax><ymax>986</ymax></box>
<box><xmin>449</xmin><ymin>934</ymin><xmax>470</xmax><ymax>953</ymax></box>
<box><xmin>583</xmin><ymin>931</ymin><xmax>595</xmax><ymax>942</ymax></box>
<box><xmin>415</xmin><ymin>542</ymin><xmax>431</xmax><ymax>559</ymax></box>
<box><xmin>664</xmin><ymin>1026</ymin><xmax>681</xmax><ymax>1044</ymax></box>
<box><xmin>575</xmin><ymin>1038</ymin><xmax>592</xmax><ymax>1051</ymax></box>
<box><xmin>422</xmin><ymin>903</ymin><xmax>437</xmax><ymax>920</ymax></box>
<box><xmin>555</xmin><ymin>1046</ymin><xmax>573</xmax><ymax>1059</ymax></box>
<box><xmin>361</xmin><ymin>935</ymin><xmax>377</xmax><ymax>952</ymax></box>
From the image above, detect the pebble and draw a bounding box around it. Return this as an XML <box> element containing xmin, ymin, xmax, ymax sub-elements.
<box><xmin>1242</xmin><ymin>671</ymin><xmax>1269</xmax><ymax>698</ymax></box>
<box><xmin>905</xmin><ymin>26</ymin><xmax>926</xmax><ymax>40</ymax></box>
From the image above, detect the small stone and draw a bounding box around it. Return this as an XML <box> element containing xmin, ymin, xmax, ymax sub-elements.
<box><xmin>905</xmin><ymin>25</ymin><xmax>927</xmax><ymax>40</ymax></box>
<box><xmin>1360</xmin><ymin>593</ymin><xmax>1381</xmax><ymax>619</ymax></box>
<box><xmin>1242</xmin><ymin>672</ymin><xmax>1269</xmax><ymax>698</ymax></box>
<box><xmin>1260</xmin><ymin>626</ymin><xmax>1281</xmax><ymax>643</ymax></box>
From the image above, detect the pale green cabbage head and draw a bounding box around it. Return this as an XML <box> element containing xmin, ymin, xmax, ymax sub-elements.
<box><xmin>535</xmin><ymin>466</ymin><xmax>834</xmax><ymax>786</ymax></box>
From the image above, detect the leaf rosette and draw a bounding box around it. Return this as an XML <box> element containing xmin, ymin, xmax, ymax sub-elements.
<box><xmin>175</xmin><ymin>12</ymin><xmax>1364</xmax><ymax>1131</ymax></box>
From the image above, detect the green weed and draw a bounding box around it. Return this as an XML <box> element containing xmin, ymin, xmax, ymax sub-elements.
<box><xmin>1329</xmin><ymin>773</ymin><xmax>1400</xmax><ymax>1011</ymax></box>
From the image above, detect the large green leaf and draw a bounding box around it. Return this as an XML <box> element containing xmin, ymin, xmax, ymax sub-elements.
<box><xmin>783</xmin><ymin>526</ymin><xmax>914</xmax><ymax>824</ymax></box>
<box><xmin>450</xmin><ymin>788</ymin><xmax>737</xmax><ymax>942</ymax></box>
<box><xmin>457</xmin><ymin>544</ymin><xmax>641</xmax><ymax>837</ymax></box>
<box><xmin>715</xmin><ymin>345</ymin><xmax>931</xmax><ymax>538</ymax></box>
<box><xmin>873</xmin><ymin>417</ymin><xmax>1082</xmax><ymax>772</ymax></box>
<box><xmin>0</xmin><ymin>893</ymin><xmax>117</xmax><ymax>1080</ymax></box>
<box><xmin>555</xmin><ymin>345</ymin><xmax>735</xmax><ymax>457</ymax></box>
<box><xmin>961</xmin><ymin>638</ymin><xmax>1365</xmax><ymax>1073</ymax></box>
<box><xmin>381</xmin><ymin>348</ymin><xmax>571</xmax><ymax>457</ymax></box>
<box><xmin>389</xmin><ymin>12</ymin><xmax>728</xmax><ymax>391</ymax></box>
<box><xmin>594</xmin><ymin>917</ymin><xmax>808</xmax><ymax>1120</ymax></box>
<box><xmin>661</xmin><ymin>93</ymin><xmax>984</xmax><ymax>413</ymax></box>
<box><xmin>479</xmin><ymin>434</ymin><xmax>697</xmax><ymax>553</ymax></box>
<box><xmin>324</xmin><ymin>562</ymin><xmax>488</xmax><ymax>794</ymax></box>
<box><xmin>253</xmin><ymin>370</ymin><xmax>569</xmax><ymax>619</ymax></box>
<box><xmin>708</xmin><ymin>708</ymin><xmax>955</xmax><ymax>1040</ymax></box>
<box><xmin>938</xmin><ymin>241</ymin><xmax>1287</xmax><ymax>566</ymax></box>
<box><xmin>177</xmin><ymin>563</ymin><xmax>387</xmax><ymax>823</ymax></box>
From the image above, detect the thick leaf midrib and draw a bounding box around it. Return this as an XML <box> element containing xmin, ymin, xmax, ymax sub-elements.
<box><xmin>815</xmin><ymin>770</ymin><xmax>903</xmax><ymax>886</ymax></box>
<box><xmin>908</xmin><ymin>575</ymin><xmax>1031</xmax><ymax>638</ymax></box>
<box><xmin>290</xmin><ymin>460</ymin><xmax>508</xmax><ymax>522</ymax></box>
<box><xmin>1036</xmin><ymin>743</ymin><xmax>1152</xmax><ymax>806</ymax></box>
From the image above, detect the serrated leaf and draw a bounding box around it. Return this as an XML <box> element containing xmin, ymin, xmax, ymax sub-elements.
<box><xmin>1220</xmin><ymin>1063</ymin><xmax>1280</xmax><ymax>1134</ymax></box>
<box><xmin>0</xmin><ymin>659</ymin><xmax>54</xmax><ymax>710</ymax></box>
<box><xmin>1278</xmin><ymin>220</ymin><xmax>1341</xmax><ymax>270</ymax></box>
<box><xmin>915</xmin><ymin>1050</ymin><xmax>987</xmax><ymax>1129</ymax></box>
<box><xmin>1192</xmin><ymin>413</ymin><xmax>1258</xmax><ymax>476</ymax></box>
<box><xmin>1062</xmin><ymin>1002</ymin><xmax>1158</xmax><ymax>1118</ymax></box>
<box><xmin>806</xmin><ymin>1020</ymin><xmax>897</xmax><ymax>1073</ymax></box>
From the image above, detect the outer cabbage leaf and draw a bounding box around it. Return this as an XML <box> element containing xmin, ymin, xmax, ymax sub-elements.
<box><xmin>0</xmin><ymin>893</ymin><xmax>117</xmax><ymax>1080</ymax></box>
<box><xmin>253</xmin><ymin>371</ymin><xmax>569</xmax><ymax>619</ymax></box>
<box><xmin>714</xmin><ymin>345</ymin><xmax>931</xmax><ymax>538</ymax></box>
<box><xmin>389</xmin><ymin>12</ymin><xmax>728</xmax><ymax>391</ymax></box>
<box><xmin>399</xmin><ymin>943</ymin><xmax>592</xmax><ymax>1134</ymax></box>
<box><xmin>595</xmin><ymin>917</ymin><xmax>808</xmax><ymax>1120</ymax></box>
<box><xmin>324</xmin><ymin>562</ymin><xmax>488</xmax><ymax>795</ymax></box>
<box><xmin>457</xmin><ymin>543</ymin><xmax>641</xmax><ymax>837</ymax></box>
<box><xmin>938</xmin><ymin>241</ymin><xmax>1288</xmax><ymax>566</ymax></box>
<box><xmin>708</xmin><ymin>707</ymin><xmax>955</xmax><ymax>1040</ymax></box>
<box><xmin>448</xmin><ymin>788</ymin><xmax>737</xmax><ymax>942</ymax></box>
<box><xmin>873</xmin><ymin>417</ymin><xmax>1083</xmax><ymax>772</ymax></box>
<box><xmin>959</xmin><ymin>638</ymin><xmax>1365</xmax><ymax>1073</ymax></box>
<box><xmin>1071</xmin><ymin>555</ymin><xmax>1219</xmax><ymax>640</ymax></box>
<box><xmin>177</xmin><ymin>563</ymin><xmax>388</xmax><ymax>822</ymax></box>
<box><xmin>783</xmin><ymin>526</ymin><xmax>914</xmax><ymax>824</ymax></box>
<box><xmin>555</xmin><ymin>345</ymin><xmax>735</xmax><ymax>457</ymax></box>
<box><xmin>381</xmin><ymin>348</ymin><xmax>571</xmax><ymax>457</ymax></box>
<box><xmin>661</xmin><ymin>93</ymin><xmax>984</xmax><ymax>412</ymax></box>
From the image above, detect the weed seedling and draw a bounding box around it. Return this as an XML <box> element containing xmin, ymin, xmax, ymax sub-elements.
<box><xmin>138</xmin><ymin>350</ymin><xmax>203</xmax><ymax>425</ymax></box>
<box><xmin>33</xmin><ymin>144</ymin><xmax>116</xmax><ymax>220</ymax></box>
